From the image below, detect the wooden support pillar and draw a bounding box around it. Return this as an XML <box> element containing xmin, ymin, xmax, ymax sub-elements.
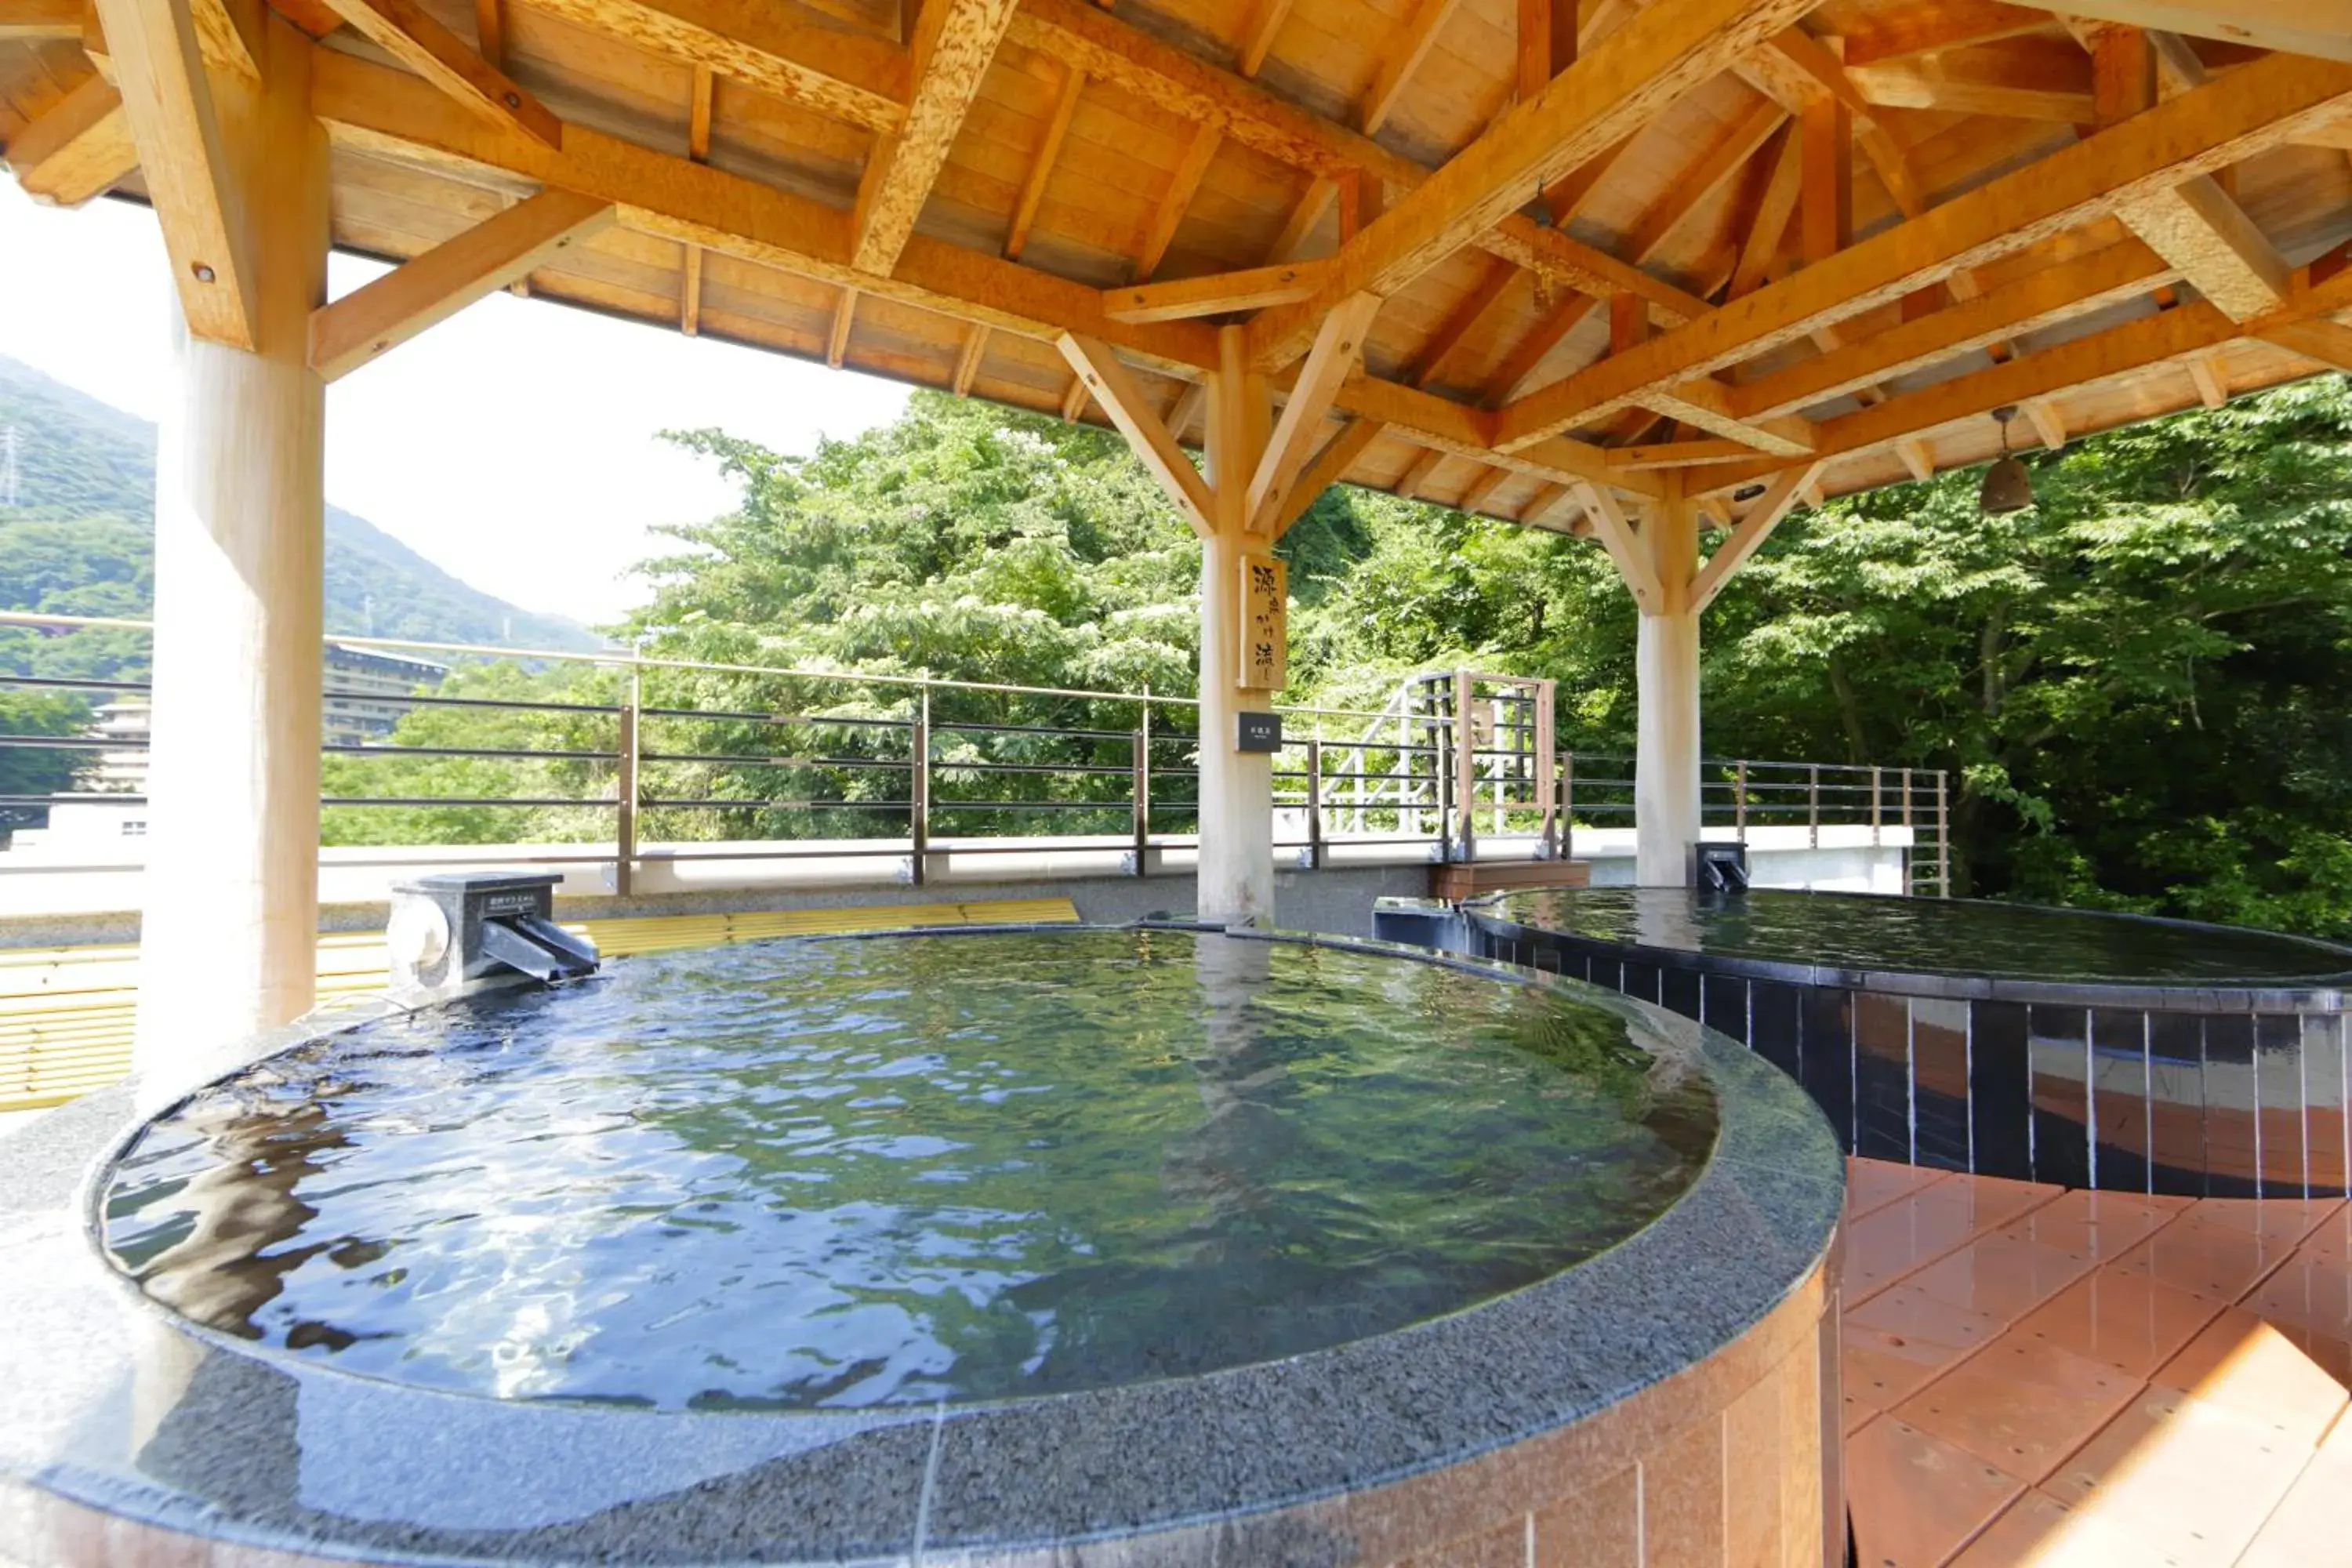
<box><xmin>134</xmin><ymin>16</ymin><xmax>329</xmax><ymax>1070</ymax></box>
<box><xmin>1633</xmin><ymin>486</ymin><xmax>1700</xmax><ymax>888</ymax></box>
<box><xmin>1198</xmin><ymin>324</ymin><xmax>1276</xmax><ymax>926</ymax></box>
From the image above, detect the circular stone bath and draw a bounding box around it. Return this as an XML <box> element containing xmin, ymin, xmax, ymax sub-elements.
<box><xmin>1466</xmin><ymin>888</ymin><xmax>2352</xmax><ymax>1200</ymax></box>
<box><xmin>0</xmin><ymin>924</ymin><xmax>1843</xmax><ymax>1566</ymax></box>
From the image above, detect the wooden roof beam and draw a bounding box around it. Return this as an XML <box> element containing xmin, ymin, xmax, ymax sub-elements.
<box><xmin>1606</xmin><ymin>438</ymin><xmax>1759</xmax><ymax>470</ymax></box>
<box><xmin>1690</xmin><ymin>459</ymin><xmax>1820</xmax><ymax>612</ymax></box>
<box><xmin>1058</xmin><ymin>334</ymin><xmax>1214</xmax><ymax>535</ymax></box>
<box><xmin>1004</xmin><ymin>60</ymin><xmax>1080</xmax><ymax>260</ymax></box>
<box><xmin>851</xmin><ymin>0</ymin><xmax>1018</xmax><ymax>275</ymax></box>
<box><xmin>1105</xmin><ymin>260</ymin><xmax>1327</xmax><ymax>322</ymax></box>
<box><xmin>92</xmin><ymin>0</ymin><xmax>257</xmax><ymax>346</ymax></box>
<box><xmin>1493</xmin><ymin>49</ymin><xmax>2352</xmax><ymax>452</ymax></box>
<box><xmin>1359</xmin><ymin>0</ymin><xmax>1466</xmax><ymax>136</ymax></box>
<box><xmin>952</xmin><ymin>324</ymin><xmax>990</xmax><ymax>394</ymax></box>
<box><xmin>517</xmin><ymin>0</ymin><xmax>908</xmax><ymax>132</ymax></box>
<box><xmin>319</xmin><ymin>0</ymin><xmax>561</xmax><ymax>146</ymax></box>
<box><xmin>1838</xmin><ymin>2</ymin><xmax>2051</xmax><ymax>68</ymax></box>
<box><xmin>1266</xmin><ymin>418</ymin><xmax>1385</xmax><ymax>538</ymax></box>
<box><xmin>1576</xmin><ymin>483</ymin><xmax>1666</xmax><ymax>612</ymax></box>
<box><xmin>2033</xmin><ymin>2</ymin><xmax>2352</xmax><ymax>64</ymax></box>
<box><xmin>1233</xmin><ymin>0</ymin><xmax>1295</xmax><ymax>78</ymax></box>
<box><xmin>1702</xmin><ymin>263</ymin><xmax>2352</xmax><ymax>492</ymax></box>
<box><xmin>1134</xmin><ymin>122</ymin><xmax>1220</xmax><ymax>281</ymax></box>
<box><xmin>1249</xmin><ymin>292</ymin><xmax>1380</xmax><ymax>530</ymax></box>
<box><xmin>1250</xmin><ymin>0</ymin><xmax>1817</xmax><ymax>367</ymax></box>
<box><xmin>310</xmin><ymin>187</ymin><xmax>615</xmax><ymax>380</ymax></box>
<box><xmin>1733</xmin><ymin>237</ymin><xmax>2176</xmax><ymax>419</ymax></box>
<box><xmin>2072</xmin><ymin>20</ymin><xmax>2294</xmax><ymax>322</ymax></box>
<box><xmin>2260</xmin><ymin>318</ymin><xmax>2352</xmax><ymax>373</ymax></box>
<box><xmin>5</xmin><ymin>74</ymin><xmax>135</xmax><ymax>206</ymax></box>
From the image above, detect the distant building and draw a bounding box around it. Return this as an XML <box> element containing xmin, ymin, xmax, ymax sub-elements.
<box><xmin>82</xmin><ymin>643</ymin><xmax>449</xmax><ymax>799</ymax></box>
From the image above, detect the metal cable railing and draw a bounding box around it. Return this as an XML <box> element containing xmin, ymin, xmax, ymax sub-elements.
<box><xmin>0</xmin><ymin>615</ymin><xmax>1951</xmax><ymax>895</ymax></box>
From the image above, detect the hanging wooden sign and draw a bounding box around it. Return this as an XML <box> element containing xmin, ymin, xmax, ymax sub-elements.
<box><xmin>1239</xmin><ymin>551</ymin><xmax>1287</xmax><ymax>691</ymax></box>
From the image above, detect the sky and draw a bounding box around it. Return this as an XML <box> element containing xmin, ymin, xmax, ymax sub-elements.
<box><xmin>0</xmin><ymin>183</ymin><xmax>911</xmax><ymax>626</ymax></box>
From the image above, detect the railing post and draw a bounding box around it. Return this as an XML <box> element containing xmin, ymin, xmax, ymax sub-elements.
<box><xmin>1305</xmin><ymin>735</ymin><xmax>1324</xmax><ymax>870</ymax></box>
<box><xmin>1936</xmin><ymin>770</ymin><xmax>1951</xmax><ymax>898</ymax></box>
<box><xmin>1453</xmin><ymin>669</ymin><xmax>1476</xmax><ymax>863</ymax></box>
<box><xmin>1561</xmin><ymin>750</ymin><xmax>1574</xmax><ymax>862</ymax></box>
<box><xmin>1733</xmin><ymin>759</ymin><xmax>1748</xmax><ymax>844</ymax></box>
<box><xmin>1871</xmin><ymin>764</ymin><xmax>1882</xmax><ymax>848</ymax></box>
<box><xmin>614</xmin><ymin>669</ymin><xmax>640</xmax><ymax>898</ymax></box>
<box><xmin>910</xmin><ymin>688</ymin><xmax>930</xmax><ymax>887</ymax></box>
<box><xmin>1131</xmin><ymin>693</ymin><xmax>1150</xmax><ymax>877</ymax></box>
<box><xmin>1807</xmin><ymin>763</ymin><xmax>1820</xmax><ymax>850</ymax></box>
<box><xmin>1534</xmin><ymin>680</ymin><xmax>1559</xmax><ymax>860</ymax></box>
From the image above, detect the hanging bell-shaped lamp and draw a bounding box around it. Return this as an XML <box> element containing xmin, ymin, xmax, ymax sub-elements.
<box><xmin>1980</xmin><ymin>405</ymin><xmax>2035</xmax><ymax>516</ymax></box>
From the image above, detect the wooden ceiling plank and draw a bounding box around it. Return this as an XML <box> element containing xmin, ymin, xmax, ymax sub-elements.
<box><xmin>1689</xmin><ymin>459</ymin><xmax>1820</xmax><ymax>612</ymax></box>
<box><xmin>1134</xmin><ymin>120</ymin><xmax>1220</xmax><ymax>281</ymax></box>
<box><xmin>1004</xmin><ymin>60</ymin><xmax>1081</xmax><ymax>261</ymax></box>
<box><xmin>1480</xmin><ymin>293</ymin><xmax>1599</xmax><ymax>407</ymax></box>
<box><xmin>92</xmin><ymin>0</ymin><xmax>256</xmax><ymax>347</ymax></box>
<box><xmin>1267</xmin><ymin>417</ymin><xmax>1385</xmax><ymax>538</ymax></box>
<box><xmin>1249</xmin><ymin>291</ymin><xmax>1381</xmax><ymax>530</ymax></box>
<box><xmin>320</xmin><ymin>0</ymin><xmax>561</xmax><ymax>146</ymax></box>
<box><xmin>1494</xmin><ymin>50</ymin><xmax>2352</xmax><ymax>452</ymax></box>
<box><xmin>851</xmin><ymin>0</ymin><xmax>1018</xmax><ymax>275</ymax></box>
<box><xmin>5</xmin><ymin>74</ymin><xmax>136</xmax><ymax>206</ymax></box>
<box><xmin>1106</xmin><ymin>260</ymin><xmax>1328</xmax><ymax>322</ymax></box>
<box><xmin>1234</xmin><ymin>0</ymin><xmax>1296</xmax><ymax>78</ymax></box>
<box><xmin>1266</xmin><ymin>177</ymin><xmax>1339</xmax><ymax>263</ymax></box>
<box><xmin>312</xmin><ymin>187</ymin><xmax>612</xmax><ymax>379</ymax></box>
<box><xmin>1056</xmin><ymin>332</ymin><xmax>1214</xmax><ymax>533</ymax></box>
<box><xmin>1254</xmin><ymin>0</ymin><xmax>1817</xmax><ymax>365</ymax></box>
<box><xmin>1733</xmin><ymin>238</ymin><xmax>2176</xmax><ymax>419</ymax></box>
<box><xmin>517</xmin><ymin>0</ymin><xmax>906</xmax><ymax>132</ymax></box>
<box><xmin>1359</xmin><ymin>0</ymin><xmax>1467</xmax><ymax>137</ymax></box>
<box><xmin>1405</xmin><ymin>254</ymin><xmax>1518</xmax><ymax>386</ymax></box>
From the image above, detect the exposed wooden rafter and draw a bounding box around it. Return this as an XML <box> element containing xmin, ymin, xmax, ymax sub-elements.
<box><xmin>310</xmin><ymin>187</ymin><xmax>615</xmax><ymax>380</ymax></box>
<box><xmin>851</xmin><ymin>0</ymin><xmax>1018</xmax><ymax>275</ymax></box>
<box><xmin>1493</xmin><ymin>50</ymin><xmax>2352</xmax><ymax>452</ymax></box>
<box><xmin>5</xmin><ymin>74</ymin><xmax>134</xmax><ymax>205</ymax></box>
<box><xmin>1005</xmin><ymin>59</ymin><xmax>1082</xmax><ymax>261</ymax></box>
<box><xmin>318</xmin><ymin>0</ymin><xmax>561</xmax><ymax>146</ymax></box>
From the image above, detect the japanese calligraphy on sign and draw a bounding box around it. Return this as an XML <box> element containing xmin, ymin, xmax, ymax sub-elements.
<box><xmin>1239</xmin><ymin>551</ymin><xmax>1287</xmax><ymax>691</ymax></box>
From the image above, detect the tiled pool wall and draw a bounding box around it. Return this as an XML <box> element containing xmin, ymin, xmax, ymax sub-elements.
<box><xmin>1470</xmin><ymin>924</ymin><xmax>2350</xmax><ymax>1201</ymax></box>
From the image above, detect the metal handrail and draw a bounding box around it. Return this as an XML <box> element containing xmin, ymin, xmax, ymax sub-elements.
<box><xmin>0</xmin><ymin>615</ymin><xmax>1952</xmax><ymax>896</ymax></box>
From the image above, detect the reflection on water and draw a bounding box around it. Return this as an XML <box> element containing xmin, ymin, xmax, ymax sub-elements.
<box><xmin>1499</xmin><ymin>889</ymin><xmax>2352</xmax><ymax>985</ymax></box>
<box><xmin>102</xmin><ymin>930</ymin><xmax>1713</xmax><ymax>1411</ymax></box>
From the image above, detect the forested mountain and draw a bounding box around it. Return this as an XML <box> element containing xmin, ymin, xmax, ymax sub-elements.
<box><xmin>0</xmin><ymin>355</ymin><xmax>601</xmax><ymax>677</ymax></box>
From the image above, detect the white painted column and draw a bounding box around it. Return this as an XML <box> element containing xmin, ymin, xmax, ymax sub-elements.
<box><xmin>1195</xmin><ymin>326</ymin><xmax>1276</xmax><ymax>927</ymax></box>
<box><xmin>135</xmin><ymin>19</ymin><xmax>330</xmax><ymax>1069</ymax></box>
<box><xmin>1634</xmin><ymin>491</ymin><xmax>1701</xmax><ymax>887</ymax></box>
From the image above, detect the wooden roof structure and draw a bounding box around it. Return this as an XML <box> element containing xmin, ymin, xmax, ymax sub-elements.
<box><xmin>4</xmin><ymin>0</ymin><xmax>2351</xmax><ymax>540</ymax></box>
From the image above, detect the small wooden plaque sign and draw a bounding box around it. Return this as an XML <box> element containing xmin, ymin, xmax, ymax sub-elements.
<box><xmin>1240</xmin><ymin>551</ymin><xmax>1287</xmax><ymax>691</ymax></box>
